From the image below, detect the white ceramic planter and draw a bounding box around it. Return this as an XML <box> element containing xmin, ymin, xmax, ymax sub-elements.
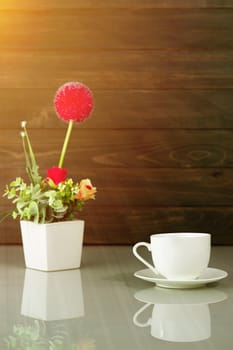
<box><xmin>20</xmin><ymin>220</ymin><xmax>84</xmax><ymax>271</ymax></box>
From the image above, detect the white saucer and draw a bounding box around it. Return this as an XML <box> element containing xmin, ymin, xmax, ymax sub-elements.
<box><xmin>134</xmin><ymin>267</ymin><xmax>228</xmax><ymax>289</ymax></box>
<box><xmin>134</xmin><ymin>287</ymin><xmax>228</xmax><ymax>304</ymax></box>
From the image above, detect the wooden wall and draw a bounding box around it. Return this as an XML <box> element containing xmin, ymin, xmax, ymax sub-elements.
<box><xmin>0</xmin><ymin>0</ymin><xmax>233</xmax><ymax>245</ymax></box>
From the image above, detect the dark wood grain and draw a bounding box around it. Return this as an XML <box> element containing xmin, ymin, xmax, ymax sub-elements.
<box><xmin>1</xmin><ymin>9</ymin><xmax>233</xmax><ymax>50</ymax></box>
<box><xmin>1</xmin><ymin>89</ymin><xmax>233</xmax><ymax>129</ymax></box>
<box><xmin>0</xmin><ymin>129</ymin><xmax>233</xmax><ymax>168</ymax></box>
<box><xmin>0</xmin><ymin>1</ymin><xmax>232</xmax><ymax>245</ymax></box>
<box><xmin>1</xmin><ymin>207</ymin><xmax>233</xmax><ymax>245</ymax></box>
<box><xmin>1</xmin><ymin>168</ymin><xmax>233</xmax><ymax>207</ymax></box>
<box><xmin>1</xmin><ymin>51</ymin><xmax>233</xmax><ymax>89</ymax></box>
<box><xmin>82</xmin><ymin>207</ymin><xmax>233</xmax><ymax>245</ymax></box>
<box><xmin>0</xmin><ymin>0</ymin><xmax>232</xmax><ymax>9</ymax></box>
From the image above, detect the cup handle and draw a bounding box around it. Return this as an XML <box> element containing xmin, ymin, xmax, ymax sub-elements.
<box><xmin>132</xmin><ymin>242</ymin><xmax>158</xmax><ymax>274</ymax></box>
<box><xmin>133</xmin><ymin>303</ymin><xmax>152</xmax><ymax>327</ymax></box>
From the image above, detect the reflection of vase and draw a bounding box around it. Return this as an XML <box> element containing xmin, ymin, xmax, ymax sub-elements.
<box><xmin>20</xmin><ymin>220</ymin><xmax>84</xmax><ymax>271</ymax></box>
<box><xmin>133</xmin><ymin>287</ymin><xmax>227</xmax><ymax>343</ymax></box>
<box><xmin>21</xmin><ymin>268</ymin><xmax>84</xmax><ymax>321</ymax></box>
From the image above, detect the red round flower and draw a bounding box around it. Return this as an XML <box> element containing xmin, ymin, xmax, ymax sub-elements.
<box><xmin>54</xmin><ymin>82</ymin><xmax>94</xmax><ymax>122</ymax></box>
<box><xmin>47</xmin><ymin>167</ymin><xmax>67</xmax><ymax>185</ymax></box>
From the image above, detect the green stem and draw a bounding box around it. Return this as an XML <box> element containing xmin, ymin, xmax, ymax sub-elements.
<box><xmin>22</xmin><ymin>125</ymin><xmax>41</xmax><ymax>184</ymax></box>
<box><xmin>23</xmin><ymin>127</ymin><xmax>36</xmax><ymax>166</ymax></box>
<box><xmin>58</xmin><ymin>120</ymin><xmax>74</xmax><ymax>168</ymax></box>
<box><xmin>0</xmin><ymin>209</ymin><xmax>13</xmax><ymax>223</ymax></box>
<box><xmin>21</xmin><ymin>134</ymin><xmax>33</xmax><ymax>183</ymax></box>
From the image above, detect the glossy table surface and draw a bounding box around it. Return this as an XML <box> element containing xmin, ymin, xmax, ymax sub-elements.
<box><xmin>0</xmin><ymin>245</ymin><xmax>232</xmax><ymax>349</ymax></box>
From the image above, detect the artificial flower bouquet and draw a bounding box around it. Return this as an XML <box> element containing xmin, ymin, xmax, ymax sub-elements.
<box><xmin>1</xmin><ymin>82</ymin><xmax>96</xmax><ymax>224</ymax></box>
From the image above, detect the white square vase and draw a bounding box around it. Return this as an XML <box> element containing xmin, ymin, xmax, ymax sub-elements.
<box><xmin>20</xmin><ymin>220</ymin><xmax>84</xmax><ymax>271</ymax></box>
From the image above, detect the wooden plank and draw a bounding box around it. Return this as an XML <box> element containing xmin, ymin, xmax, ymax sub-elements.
<box><xmin>0</xmin><ymin>216</ymin><xmax>21</xmax><ymax>244</ymax></box>
<box><xmin>1</xmin><ymin>207</ymin><xmax>233</xmax><ymax>245</ymax></box>
<box><xmin>1</xmin><ymin>9</ymin><xmax>233</xmax><ymax>50</ymax></box>
<box><xmin>0</xmin><ymin>0</ymin><xmax>232</xmax><ymax>9</ymax></box>
<box><xmin>0</xmin><ymin>89</ymin><xmax>233</xmax><ymax>129</ymax></box>
<box><xmin>0</xmin><ymin>2</ymin><xmax>231</xmax><ymax>248</ymax></box>
<box><xmin>0</xmin><ymin>129</ymin><xmax>233</xmax><ymax>168</ymax></box>
<box><xmin>0</xmin><ymin>168</ymin><xmax>233</xmax><ymax>207</ymax></box>
<box><xmin>81</xmin><ymin>207</ymin><xmax>233</xmax><ymax>245</ymax></box>
<box><xmin>0</xmin><ymin>51</ymin><xmax>233</xmax><ymax>89</ymax></box>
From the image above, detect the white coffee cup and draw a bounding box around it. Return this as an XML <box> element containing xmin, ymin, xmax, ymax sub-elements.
<box><xmin>133</xmin><ymin>233</ymin><xmax>211</xmax><ymax>280</ymax></box>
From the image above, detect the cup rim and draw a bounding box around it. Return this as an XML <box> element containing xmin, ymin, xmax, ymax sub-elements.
<box><xmin>151</xmin><ymin>232</ymin><xmax>211</xmax><ymax>238</ymax></box>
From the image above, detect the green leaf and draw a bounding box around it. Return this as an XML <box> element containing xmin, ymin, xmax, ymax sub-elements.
<box><xmin>12</xmin><ymin>211</ymin><xmax>18</xmax><ymax>219</ymax></box>
<box><xmin>28</xmin><ymin>201</ymin><xmax>39</xmax><ymax>223</ymax></box>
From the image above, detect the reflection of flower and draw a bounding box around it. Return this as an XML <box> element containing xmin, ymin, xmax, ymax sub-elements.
<box><xmin>1</xmin><ymin>82</ymin><xmax>96</xmax><ymax>224</ymax></box>
<box><xmin>4</xmin><ymin>320</ymin><xmax>55</xmax><ymax>350</ymax></box>
<box><xmin>4</xmin><ymin>320</ymin><xmax>96</xmax><ymax>350</ymax></box>
<box><xmin>76</xmin><ymin>339</ymin><xmax>96</xmax><ymax>350</ymax></box>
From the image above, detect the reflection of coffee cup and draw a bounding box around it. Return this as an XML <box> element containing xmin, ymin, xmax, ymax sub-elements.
<box><xmin>134</xmin><ymin>303</ymin><xmax>210</xmax><ymax>342</ymax></box>
<box><xmin>133</xmin><ymin>287</ymin><xmax>227</xmax><ymax>343</ymax></box>
<box><xmin>21</xmin><ymin>268</ymin><xmax>84</xmax><ymax>321</ymax></box>
<box><xmin>133</xmin><ymin>233</ymin><xmax>211</xmax><ymax>280</ymax></box>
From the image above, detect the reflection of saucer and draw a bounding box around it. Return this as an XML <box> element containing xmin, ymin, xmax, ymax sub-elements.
<box><xmin>135</xmin><ymin>287</ymin><xmax>228</xmax><ymax>305</ymax></box>
<box><xmin>134</xmin><ymin>267</ymin><xmax>228</xmax><ymax>289</ymax></box>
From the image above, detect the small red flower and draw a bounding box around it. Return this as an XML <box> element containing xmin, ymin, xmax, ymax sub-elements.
<box><xmin>47</xmin><ymin>167</ymin><xmax>67</xmax><ymax>185</ymax></box>
<box><xmin>54</xmin><ymin>82</ymin><xmax>94</xmax><ymax>122</ymax></box>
